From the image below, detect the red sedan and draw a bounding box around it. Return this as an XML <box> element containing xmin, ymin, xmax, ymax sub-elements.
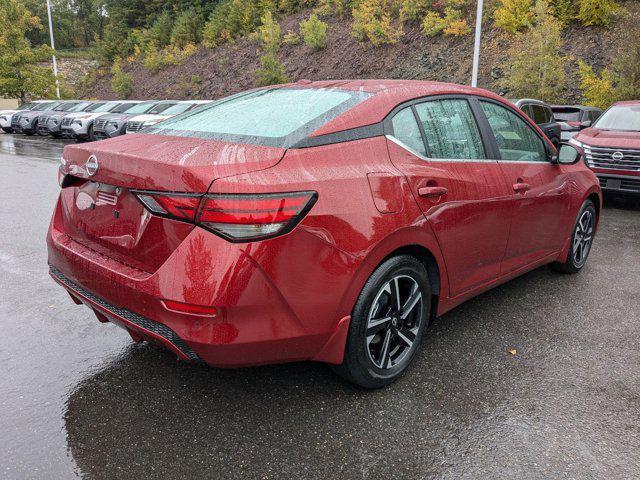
<box><xmin>47</xmin><ymin>80</ymin><xmax>601</xmax><ymax>388</ymax></box>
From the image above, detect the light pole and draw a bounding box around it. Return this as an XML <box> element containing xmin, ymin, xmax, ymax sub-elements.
<box><xmin>471</xmin><ymin>0</ymin><xmax>484</xmax><ymax>88</ymax></box>
<box><xmin>45</xmin><ymin>0</ymin><xmax>60</xmax><ymax>98</ymax></box>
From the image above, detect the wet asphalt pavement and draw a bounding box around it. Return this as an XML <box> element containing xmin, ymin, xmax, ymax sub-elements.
<box><xmin>0</xmin><ymin>133</ymin><xmax>639</xmax><ymax>479</ymax></box>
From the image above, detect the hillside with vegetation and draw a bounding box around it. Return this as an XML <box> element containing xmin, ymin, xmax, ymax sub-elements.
<box><xmin>2</xmin><ymin>0</ymin><xmax>640</xmax><ymax>108</ymax></box>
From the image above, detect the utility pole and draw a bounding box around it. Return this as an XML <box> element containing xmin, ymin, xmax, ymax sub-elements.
<box><xmin>471</xmin><ymin>0</ymin><xmax>484</xmax><ymax>88</ymax></box>
<box><xmin>46</xmin><ymin>0</ymin><xmax>61</xmax><ymax>98</ymax></box>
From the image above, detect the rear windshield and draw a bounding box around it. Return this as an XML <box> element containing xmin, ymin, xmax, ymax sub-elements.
<box><xmin>553</xmin><ymin>108</ymin><xmax>582</xmax><ymax>122</ymax></box>
<box><xmin>146</xmin><ymin>87</ymin><xmax>372</xmax><ymax>148</ymax></box>
<box><xmin>594</xmin><ymin>105</ymin><xmax>640</xmax><ymax>132</ymax></box>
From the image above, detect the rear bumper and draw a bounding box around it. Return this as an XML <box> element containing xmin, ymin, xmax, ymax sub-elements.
<box><xmin>46</xmin><ymin>195</ymin><xmax>352</xmax><ymax>367</ymax></box>
<box><xmin>50</xmin><ymin>266</ymin><xmax>203</xmax><ymax>362</ymax></box>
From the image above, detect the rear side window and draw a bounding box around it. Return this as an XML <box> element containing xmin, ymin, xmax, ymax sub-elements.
<box><xmin>390</xmin><ymin>107</ymin><xmax>426</xmax><ymax>156</ymax></box>
<box><xmin>415</xmin><ymin>99</ymin><xmax>485</xmax><ymax>160</ymax></box>
<box><xmin>553</xmin><ymin>108</ymin><xmax>581</xmax><ymax>122</ymax></box>
<box><xmin>531</xmin><ymin>105</ymin><xmax>548</xmax><ymax>125</ymax></box>
<box><xmin>148</xmin><ymin>88</ymin><xmax>372</xmax><ymax>148</ymax></box>
<box><xmin>480</xmin><ymin>101</ymin><xmax>547</xmax><ymax>162</ymax></box>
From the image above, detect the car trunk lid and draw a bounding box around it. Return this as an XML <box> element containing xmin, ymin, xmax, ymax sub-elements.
<box><xmin>58</xmin><ymin>134</ymin><xmax>286</xmax><ymax>272</ymax></box>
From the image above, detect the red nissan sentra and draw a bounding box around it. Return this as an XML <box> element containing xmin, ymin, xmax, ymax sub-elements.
<box><xmin>47</xmin><ymin>80</ymin><xmax>601</xmax><ymax>388</ymax></box>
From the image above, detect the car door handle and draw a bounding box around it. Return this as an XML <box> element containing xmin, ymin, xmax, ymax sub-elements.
<box><xmin>418</xmin><ymin>186</ymin><xmax>448</xmax><ymax>198</ymax></box>
<box><xmin>513</xmin><ymin>182</ymin><xmax>531</xmax><ymax>193</ymax></box>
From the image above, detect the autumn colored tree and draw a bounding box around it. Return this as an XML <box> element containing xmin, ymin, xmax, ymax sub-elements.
<box><xmin>0</xmin><ymin>0</ymin><xmax>56</xmax><ymax>103</ymax></box>
<box><xmin>501</xmin><ymin>0</ymin><xmax>565</xmax><ymax>102</ymax></box>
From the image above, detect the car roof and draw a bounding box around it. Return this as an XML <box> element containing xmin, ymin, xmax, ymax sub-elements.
<box><xmin>551</xmin><ymin>104</ymin><xmax>601</xmax><ymax>111</ymax></box>
<box><xmin>511</xmin><ymin>98</ymin><xmax>548</xmax><ymax>107</ymax></box>
<box><xmin>613</xmin><ymin>100</ymin><xmax>640</xmax><ymax>107</ymax></box>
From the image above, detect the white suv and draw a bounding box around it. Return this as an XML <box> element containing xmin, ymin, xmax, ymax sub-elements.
<box><xmin>60</xmin><ymin>100</ymin><xmax>139</xmax><ymax>141</ymax></box>
<box><xmin>125</xmin><ymin>100</ymin><xmax>211</xmax><ymax>134</ymax></box>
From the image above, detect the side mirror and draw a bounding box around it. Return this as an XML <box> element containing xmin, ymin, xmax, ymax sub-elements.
<box><xmin>580</xmin><ymin>120</ymin><xmax>592</xmax><ymax>129</ymax></box>
<box><xmin>556</xmin><ymin>143</ymin><xmax>581</xmax><ymax>165</ymax></box>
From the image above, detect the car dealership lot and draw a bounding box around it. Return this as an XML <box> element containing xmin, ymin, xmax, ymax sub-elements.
<box><xmin>1</xmin><ymin>133</ymin><xmax>639</xmax><ymax>479</ymax></box>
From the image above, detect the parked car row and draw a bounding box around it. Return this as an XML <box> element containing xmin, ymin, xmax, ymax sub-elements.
<box><xmin>0</xmin><ymin>99</ymin><xmax>211</xmax><ymax>142</ymax></box>
<box><xmin>509</xmin><ymin>98</ymin><xmax>603</xmax><ymax>147</ymax></box>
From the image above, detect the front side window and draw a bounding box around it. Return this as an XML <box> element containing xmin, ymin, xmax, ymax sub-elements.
<box><xmin>147</xmin><ymin>87</ymin><xmax>371</xmax><ymax>148</ymax></box>
<box><xmin>390</xmin><ymin>107</ymin><xmax>426</xmax><ymax>156</ymax></box>
<box><xmin>415</xmin><ymin>99</ymin><xmax>485</xmax><ymax>160</ymax></box>
<box><xmin>531</xmin><ymin>105</ymin><xmax>548</xmax><ymax>125</ymax></box>
<box><xmin>480</xmin><ymin>101</ymin><xmax>547</xmax><ymax>162</ymax></box>
<box><xmin>594</xmin><ymin>105</ymin><xmax>640</xmax><ymax>131</ymax></box>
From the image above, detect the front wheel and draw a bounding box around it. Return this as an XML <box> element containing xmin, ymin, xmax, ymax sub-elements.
<box><xmin>550</xmin><ymin>199</ymin><xmax>597</xmax><ymax>274</ymax></box>
<box><xmin>333</xmin><ymin>255</ymin><xmax>431</xmax><ymax>389</ymax></box>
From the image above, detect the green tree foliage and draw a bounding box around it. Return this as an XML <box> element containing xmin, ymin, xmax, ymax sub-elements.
<box><xmin>203</xmin><ymin>0</ymin><xmax>274</xmax><ymax>48</ymax></box>
<box><xmin>550</xmin><ymin>0</ymin><xmax>575</xmax><ymax>26</ymax></box>
<box><xmin>144</xmin><ymin>11</ymin><xmax>174</xmax><ymax>50</ymax></box>
<box><xmin>399</xmin><ymin>0</ymin><xmax>433</xmax><ymax>23</ymax></box>
<box><xmin>170</xmin><ymin>8</ymin><xmax>203</xmax><ymax>48</ymax></box>
<box><xmin>578</xmin><ymin>61</ymin><xmax>618</xmax><ymax>109</ymax></box>
<box><xmin>256</xmin><ymin>12</ymin><xmax>288</xmax><ymax>86</ymax></box>
<box><xmin>422</xmin><ymin>6</ymin><xmax>471</xmax><ymax>36</ymax></box>
<box><xmin>315</xmin><ymin>0</ymin><xmax>351</xmax><ymax>17</ymax></box>
<box><xmin>501</xmin><ymin>0</ymin><xmax>565</xmax><ymax>102</ymax></box>
<box><xmin>0</xmin><ymin>0</ymin><xmax>56</xmax><ymax>102</ymax></box>
<box><xmin>494</xmin><ymin>0</ymin><xmax>534</xmax><ymax>33</ymax></box>
<box><xmin>577</xmin><ymin>0</ymin><xmax>620</xmax><ymax>27</ymax></box>
<box><xmin>612</xmin><ymin>37</ymin><xmax>640</xmax><ymax>99</ymax></box>
<box><xmin>300</xmin><ymin>13</ymin><xmax>328</xmax><ymax>50</ymax></box>
<box><xmin>351</xmin><ymin>0</ymin><xmax>402</xmax><ymax>46</ymax></box>
<box><xmin>110</xmin><ymin>58</ymin><xmax>133</xmax><ymax>98</ymax></box>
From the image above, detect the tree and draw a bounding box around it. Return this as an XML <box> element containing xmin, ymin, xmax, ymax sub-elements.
<box><xmin>300</xmin><ymin>13</ymin><xmax>328</xmax><ymax>50</ymax></box>
<box><xmin>351</xmin><ymin>0</ymin><xmax>402</xmax><ymax>46</ymax></box>
<box><xmin>494</xmin><ymin>0</ymin><xmax>534</xmax><ymax>33</ymax></box>
<box><xmin>0</xmin><ymin>0</ymin><xmax>56</xmax><ymax>103</ymax></box>
<box><xmin>577</xmin><ymin>0</ymin><xmax>620</xmax><ymax>27</ymax></box>
<box><xmin>256</xmin><ymin>12</ymin><xmax>288</xmax><ymax>86</ymax></box>
<box><xmin>501</xmin><ymin>0</ymin><xmax>565</xmax><ymax>102</ymax></box>
<box><xmin>578</xmin><ymin>61</ymin><xmax>618</xmax><ymax>110</ymax></box>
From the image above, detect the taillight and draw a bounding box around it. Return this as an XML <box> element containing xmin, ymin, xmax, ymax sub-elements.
<box><xmin>198</xmin><ymin>192</ymin><xmax>317</xmax><ymax>241</ymax></box>
<box><xmin>134</xmin><ymin>192</ymin><xmax>200</xmax><ymax>221</ymax></box>
<box><xmin>133</xmin><ymin>190</ymin><xmax>317</xmax><ymax>242</ymax></box>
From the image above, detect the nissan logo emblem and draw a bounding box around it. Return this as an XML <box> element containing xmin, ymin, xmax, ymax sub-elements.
<box><xmin>612</xmin><ymin>151</ymin><xmax>624</xmax><ymax>161</ymax></box>
<box><xmin>85</xmin><ymin>155</ymin><xmax>98</xmax><ymax>176</ymax></box>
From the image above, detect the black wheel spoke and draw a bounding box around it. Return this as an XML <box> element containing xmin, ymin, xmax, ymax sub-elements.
<box><xmin>396</xmin><ymin>328</ymin><xmax>416</xmax><ymax>347</ymax></box>
<box><xmin>366</xmin><ymin>317</ymin><xmax>391</xmax><ymax>337</ymax></box>
<box><xmin>400</xmin><ymin>288</ymin><xmax>422</xmax><ymax>320</ymax></box>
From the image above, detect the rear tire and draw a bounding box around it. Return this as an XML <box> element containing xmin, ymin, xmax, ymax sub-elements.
<box><xmin>332</xmin><ymin>255</ymin><xmax>431</xmax><ymax>389</ymax></box>
<box><xmin>550</xmin><ymin>199</ymin><xmax>596</xmax><ymax>274</ymax></box>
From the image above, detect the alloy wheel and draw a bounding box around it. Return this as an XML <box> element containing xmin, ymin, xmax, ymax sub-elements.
<box><xmin>573</xmin><ymin>209</ymin><xmax>594</xmax><ymax>268</ymax></box>
<box><xmin>366</xmin><ymin>275</ymin><xmax>423</xmax><ymax>369</ymax></box>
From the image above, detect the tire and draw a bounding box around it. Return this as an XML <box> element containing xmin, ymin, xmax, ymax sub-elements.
<box><xmin>1</xmin><ymin>127</ymin><xmax>12</xmax><ymax>133</ymax></box>
<box><xmin>333</xmin><ymin>255</ymin><xmax>431</xmax><ymax>389</ymax></box>
<box><xmin>550</xmin><ymin>199</ymin><xmax>597</xmax><ymax>274</ymax></box>
<box><xmin>87</xmin><ymin>123</ymin><xmax>94</xmax><ymax>142</ymax></box>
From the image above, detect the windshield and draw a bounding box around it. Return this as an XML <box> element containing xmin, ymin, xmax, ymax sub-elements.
<box><xmin>147</xmin><ymin>88</ymin><xmax>372</xmax><ymax>148</ymax></box>
<box><xmin>161</xmin><ymin>103</ymin><xmax>201</xmax><ymax>115</ymax></box>
<box><xmin>147</xmin><ymin>102</ymin><xmax>177</xmax><ymax>114</ymax></box>
<box><xmin>123</xmin><ymin>102</ymin><xmax>156</xmax><ymax>114</ymax></box>
<box><xmin>84</xmin><ymin>102</ymin><xmax>107</xmax><ymax>112</ymax></box>
<box><xmin>54</xmin><ymin>102</ymin><xmax>80</xmax><ymax>112</ymax></box>
<box><xmin>69</xmin><ymin>102</ymin><xmax>92</xmax><ymax>112</ymax></box>
<box><xmin>41</xmin><ymin>102</ymin><xmax>60</xmax><ymax>111</ymax></box>
<box><xmin>18</xmin><ymin>103</ymin><xmax>35</xmax><ymax>110</ymax></box>
<box><xmin>553</xmin><ymin>108</ymin><xmax>582</xmax><ymax>122</ymax></box>
<box><xmin>111</xmin><ymin>102</ymin><xmax>139</xmax><ymax>113</ymax></box>
<box><xmin>594</xmin><ymin>105</ymin><xmax>640</xmax><ymax>131</ymax></box>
